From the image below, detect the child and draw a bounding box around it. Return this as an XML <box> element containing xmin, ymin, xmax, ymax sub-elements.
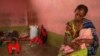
<box><xmin>59</xmin><ymin>28</ymin><xmax>93</xmax><ymax>56</ymax></box>
<box><xmin>29</xmin><ymin>25</ymin><xmax>43</xmax><ymax>47</ymax></box>
<box><xmin>29</xmin><ymin>25</ymin><xmax>38</xmax><ymax>40</ymax></box>
<box><xmin>30</xmin><ymin>36</ymin><xmax>43</xmax><ymax>47</ymax></box>
<box><xmin>7</xmin><ymin>30</ymin><xmax>19</xmax><ymax>40</ymax></box>
<box><xmin>8</xmin><ymin>39</ymin><xmax>20</xmax><ymax>55</ymax></box>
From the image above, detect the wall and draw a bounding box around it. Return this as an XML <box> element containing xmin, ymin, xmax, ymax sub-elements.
<box><xmin>0</xmin><ymin>0</ymin><xmax>28</xmax><ymax>26</ymax></box>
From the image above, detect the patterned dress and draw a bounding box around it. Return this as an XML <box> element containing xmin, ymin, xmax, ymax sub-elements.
<box><xmin>83</xmin><ymin>19</ymin><xmax>99</xmax><ymax>56</ymax></box>
<box><xmin>58</xmin><ymin>18</ymin><xmax>98</xmax><ymax>56</ymax></box>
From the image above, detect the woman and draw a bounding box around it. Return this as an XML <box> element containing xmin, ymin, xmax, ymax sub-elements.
<box><xmin>58</xmin><ymin>4</ymin><xmax>98</xmax><ymax>56</ymax></box>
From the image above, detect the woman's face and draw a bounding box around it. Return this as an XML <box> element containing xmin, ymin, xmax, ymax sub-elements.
<box><xmin>75</xmin><ymin>10</ymin><xmax>85</xmax><ymax>21</ymax></box>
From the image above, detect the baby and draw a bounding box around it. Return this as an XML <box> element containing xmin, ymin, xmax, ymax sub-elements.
<box><xmin>8</xmin><ymin>39</ymin><xmax>20</xmax><ymax>55</ymax></box>
<box><xmin>60</xmin><ymin>28</ymin><xmax>93</xmax><ymax>55</ymax></box>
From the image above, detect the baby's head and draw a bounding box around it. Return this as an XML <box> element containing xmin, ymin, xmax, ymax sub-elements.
<box><xmin>11</xmin><ymin>39</ymin><xmax>16</xmax><ymax>44</ymax></box>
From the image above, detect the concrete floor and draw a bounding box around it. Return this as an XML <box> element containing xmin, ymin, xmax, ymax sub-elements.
<box><xmin>0</xmin><ymin>41</ymin><xmax>59</xmax><ymax>56</ymax></box>
<box><xmin>0</xmin><ymin>41</ymin><xmax>99</xmax><ymax>56</ymax></box>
